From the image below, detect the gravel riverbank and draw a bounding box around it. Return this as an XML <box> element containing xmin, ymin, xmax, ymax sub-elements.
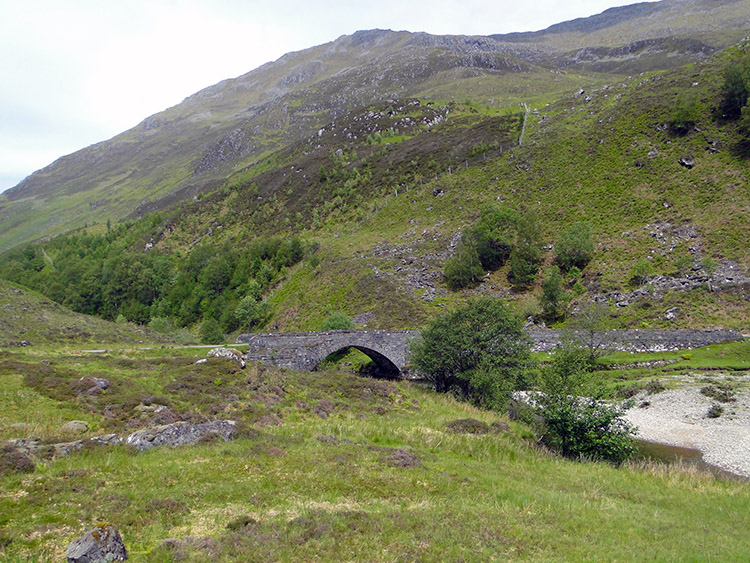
<box><xmin>624</xmin><ymin>381</ymin><xmax>750</xmax><ymax>479</ymax></box>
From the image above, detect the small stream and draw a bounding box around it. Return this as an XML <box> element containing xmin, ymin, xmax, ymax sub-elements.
<box><xmin>635</xmin><ymin>440</ymin><xmax>745</xmax><ymax>481</ymax></box>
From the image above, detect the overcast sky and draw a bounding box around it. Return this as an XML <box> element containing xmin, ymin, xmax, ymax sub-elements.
<box><xmin>0</xmin><ymin>0</ymin><xmax>639</xmax><ymax>193</ymax></box>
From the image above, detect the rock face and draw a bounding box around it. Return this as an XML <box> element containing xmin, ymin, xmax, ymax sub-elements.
<box><xmin>125</xmin><ymin>420</ymin><xmax>236</xmax><ymax>452</ymax></box>
<box><xmin>66</xmin><ymin>524</ymin><xmax>128</xmax><ymax>562</ymax></box>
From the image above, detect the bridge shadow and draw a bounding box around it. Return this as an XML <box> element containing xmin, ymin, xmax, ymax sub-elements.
<box><xmin>315</xmin><ymin>346</ymin><xmax>401</xmax><ymax>379</ymax></box>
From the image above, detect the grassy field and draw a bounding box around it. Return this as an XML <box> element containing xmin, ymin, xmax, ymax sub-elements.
<box><xmin>1</xmin><ymin>338</ymin><xmax>749</xmax><ymax>561</ymax></box>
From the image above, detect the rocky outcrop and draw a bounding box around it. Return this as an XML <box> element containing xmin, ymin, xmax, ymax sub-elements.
<box><xmin>207</xmin><ymin>347</ymin><xmax>246</xmax><ymax>368</ymax></box>
<box><xmin>66</xmin><ymin>524</ymin><xmax>128</xmax><ymax>562</ymax></box>
<box><xmin>7</xmin><ymin>434</ymin><xmax>122</xmax><ymax>461</ymax></box>
<box><xmin>125</xmin><ymin>420</ymin><xmax>236</xmax><ymax>452</ymax></box>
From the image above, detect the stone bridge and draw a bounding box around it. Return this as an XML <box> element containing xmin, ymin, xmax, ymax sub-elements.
<box><xmin>236</xmin><ymin>330</ymin><xmax>418</xmax><ymax>376</ymax></box>
<box><xmin>236</xmin><ymin>328</ymin><xmax>743</xmax><ymax>377</ymax></box>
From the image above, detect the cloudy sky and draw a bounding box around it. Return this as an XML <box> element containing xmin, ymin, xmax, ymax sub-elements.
<box><xmin>0</xmin><ymin>0</ymin><xmax>638</xmax><ymax>193</ymax></box>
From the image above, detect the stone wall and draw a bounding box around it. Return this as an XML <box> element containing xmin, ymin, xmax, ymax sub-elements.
<box><xmin>237</xmin><ymin>328</ymin><xmax>744</xmax><ymax>375</ymax></box>
<box><xmin>528</xmin><ymin>328</ymin><xmax>743</xmax><ymax>353</ymax></box>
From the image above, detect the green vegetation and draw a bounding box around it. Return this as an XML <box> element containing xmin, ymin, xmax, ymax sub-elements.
<box><xmin>539</xmin><ymin>265</ymin><xmax>569</xmax><ymax>322</ymax></box>
<box><xmin>443</xmin><ymin>237</ymin><xmax>485</xmax><ymax>290</ymax></box>
<box><xmin>508</xmin><ymin>211</ymin><xmax>543</xmax><ymax>290</ymax></box>
<box><xmin>534</xmin><ymin>345</ymin><xmax>637</xmax><ymax>464</ymax></box>
<box><xmin>554</xmin><ymin>221</ymin><xmax>594</xmax><ymax>272</ymax></box>
<box><xmin>320</xmin><ymin>311</ymin><xmax>355</xmax><ymax>331</ymax></box>
<box><xmin>0</xmin><ymin>224</ymin><xmax>305</xmax><ymax>335</ymax></box>
<box><xmin>409</xmin><ymin>298</ymin><xmax>531</xmax><ymax>407</ymax></box>
<box><xmin>0</xmin><ymin>339</ymin><xmax>748</xmax><ymax>560</ymax></box>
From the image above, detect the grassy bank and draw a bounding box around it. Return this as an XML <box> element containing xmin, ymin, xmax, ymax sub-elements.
<box><xmin>1</xmin><ymin>344</ymin><xmax>749</xmax><ymax>561</ymax></box>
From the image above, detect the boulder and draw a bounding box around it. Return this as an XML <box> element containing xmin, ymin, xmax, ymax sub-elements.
<box><xmin>678</xmin><ymin>156</ymin><xmax>694</xmax><ymax>168</ymax></box>
<box><xmin>66</xmin><ymin>523</ymin><xmax>128</xmax><ymax>562</ymax></box>
<box><xmin>125</xmin><ymin>420</ymin><xmax>236</xmax><ymax>452</ymax></box>
<box><xmin>207</xmin><ymin>347</ymin><xmax>246</xmax><ymax>368</ymax></box>
<box><xmin>60</xmin><ymin>420</ymin><xmax>89</xmax><ymax>435</ymax></box>
<box><xmin>76</xmin><ymin>376</ymin><xmax>111</xmax><ymax>396</ymax></box>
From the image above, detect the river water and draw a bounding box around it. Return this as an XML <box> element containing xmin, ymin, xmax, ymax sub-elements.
<box><xmin>635</xmin><ymin>439</ymin><xmax>746</xmax><ymax>481</ymax></box>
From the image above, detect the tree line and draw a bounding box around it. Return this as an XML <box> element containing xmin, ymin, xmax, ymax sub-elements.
<box><xmin>0</xmin><ymin>216</ymin><xmax>305</xmax><ymax>339</ymax></box>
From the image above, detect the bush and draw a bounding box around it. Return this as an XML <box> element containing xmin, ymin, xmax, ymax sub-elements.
<box><xmin>719</xmin><ymin>53</ymin><xmax>750</xmax><ymax>120</ymax></box>
<box><xmin>148</xmin><ymin>316</ymin><xmax>173</xmax><ymax>334</ymax></box>
<box><xmin>468</xmin><ymin>205</ymin><xmax>518</xmax><ymax>271</ymax></box>
<box><xmin>629</xmin><ymin>258</ymin><xmax>653</xmax><ymax>286</ymax></box>
<box><xmin>320</xmin><ymin>312</ymin><xmax>354</xmax><ymax>331</ymax></box>
<box><xmin>540</xmin><ymin>266</ymin><xmax>569</xmax><ymax>321</ymax></box>
<box><xmin>555</xmin><ymin>222</ymin><xmax>594</xmax><ymax>272</ymax></box>
<box><xmin>508</xmin><ymin>211</ymin><xmax>542</xmax><ymax>290</ymax></box>
<box><xmin>670</xmin><ymin>90</ymin><xmax>700</xmax><ymax>135</ymax></box>
<box><xmin>444</xmin><ymin>238</ymin><xmax>485</xmax><ymax>290</ymax></box>
<box><xmin>235</xmin><ymin>294</ymin><xmax>270</xmax><ymax>331</ymax></box>
<box><xmin>409</xmin><ymin>297</ymin><xmax>530</xmax><ymax>408</ymax></box>
<box><xmin>535</xmin><ymin>346</ymin><xmax>636</xmax><ymax>464</ymax></box>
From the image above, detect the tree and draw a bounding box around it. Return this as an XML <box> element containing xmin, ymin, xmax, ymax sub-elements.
<box><xmin>555</xmin><ymin>221</ymin><xmax>594</xmax><ymax>272</ymax></box>
<box><xmin>508</xmin><ymin>210</ymin><xmax>542</xmax><ymax>289</ymax></box>
<box><xmin>568</xmin><ymin>301</ymin><xmax>615</xmax><ymax>364</ymax></box>
<box><xmin>719</xmin><ymin>54</ymin><xmax>750</xmax><ymax>120</ymax></box>
<box><xmin>444</xmin><ymin>238</ymin><xmax>485</xmax><ymax>290</ymax></box>
<box><xmin>469</xmin><ymin>205</ymin><xmax>518</xmax><ymax>271</ymax></box>
<box><xmin>540</xmin><ymin>266</ymin><xmax>569</xmax><ymax>321</ymax></box>
<box><xmin>199</xmin><ymin>318</ymin><xmax>225</xmax><ymax>344</ymax></box>
<box><xmin>409</xmin><ymin>297</ymin><xmax>531</xmax><ymax>409</ymax></box>
<box><xmin>535</xmin><ymin>345</ymin><xmax>636</xmax><ymax>464</ymax></box>
<box><xmin>235</xmin><ymin>293</ymin><xmax>269</xmax><ymax>331</ymax></box>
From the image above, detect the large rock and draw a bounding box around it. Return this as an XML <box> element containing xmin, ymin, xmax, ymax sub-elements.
<box><xmin>125</xmin><ymin>420</ymin><xmax>236</xmax><ymax>452</ymax></box>
<box><xmin>207</xmin><ymin>347</ymin><xmax>246</xmax><ymax>368</ymax></box>
<box><xmin>66</xmin><ymin>524</ymin><xmax>128</xmax><ymax>562</ymax></box>
<box><xmin>60</xmin><ymin>420</ymin><xmax>90</xmax><ymax>435</ymax></box>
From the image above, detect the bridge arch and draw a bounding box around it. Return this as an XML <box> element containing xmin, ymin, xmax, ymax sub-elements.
<box><xmin>313</xmin><ymin>344</ymin><xmax>401</xmax><ymax>377</ymax></box>
<box><xmin>238</xmin><ymin>330</ymin><xmax>418</xmax><ymax>376</ymax></box>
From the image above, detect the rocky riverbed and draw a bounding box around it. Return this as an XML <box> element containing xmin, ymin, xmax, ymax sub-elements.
<box><xmin>624</xmin><ymin>379</ymin><xmax>750</xmax><ymax>479</ymax></box>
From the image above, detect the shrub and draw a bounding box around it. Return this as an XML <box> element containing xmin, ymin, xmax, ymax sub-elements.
<box><xmin>568</xmin><ymin>302</ymin><xmax>614</xmax><ymax>363</ymax></box>
<box><xmin>320</xmin><ymin>312</ymin><xmax>354</xmax><ymax>331</ymax></box>
<box><xmin>409</xmin><ymin>297</ymin><xmax>530</xmax><ymax>409</ymax></box>
<box><xmin>719</xmin><ymin>53</ymin><xmax>750</xmax><ymax>120</ymax></box>
<box><xmin>468</xmin><ymin>205</ymin><xmax>518</xmax><ymax>271</ymax></box>
<box><xmin>629</xmin><ymin>258</ymin><xmax>653</xmax><ymax>286</ymax></box>
<box><xmin>535</xmin><ymin>346</ymin><xmax>636</xmax><ymax>464</ymax></box>
<box><xmin>235</xmin><ymin>294</ymin><xmax>270</xmax><ymax>331</ymax></box>
<box><xmin>148</xmin><ymin>316</ymin><xmax>173</xmax><ymax>334</ymax></box>
<box><xmin>540</xmin><ymin>266</ymin><xmax>569</xmax><ymax>321</ymax></box>
<box><xmin>670</xmin><ymin>90</ymin><xmax>700</xmax><ymax>134</ymax></box>
<box><xmin>508</xmin><ymin>211</ymin><xmax>542</xmax><ymax>290</ymax></box>
<box><xmin>555</xmin><ymin>222</ymin><xmax>594</xmax><ymax>272</ymax></box>
<box><xmin>444</xmin><ymin>238</ymin><xmax>484</xmax><ymax>290</ymax></box>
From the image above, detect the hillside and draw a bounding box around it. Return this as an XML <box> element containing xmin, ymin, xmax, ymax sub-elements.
<box><xmin>0</xmin><ymin>279</ymin><xmax>174</xmax><ymax>347</ymax></box>
<box><xmin>1</xmin><ymin>44</ymin><xmax>749</xmax><ymax>334</ymax></box>
<box><xmin>2</xmin><ymin>0</ymin><xmax>750</xmax><ymax>253</ymax></box>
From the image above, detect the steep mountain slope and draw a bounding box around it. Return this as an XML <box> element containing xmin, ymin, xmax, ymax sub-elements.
<box><xmin>2</xmin><ymin>0</ymin><xmax>748</xmax><ymax>252</ymax></box>
<box><xmin>4</xmin><ymin>44</ymin><xmax>747</xmax><ymax>334</ymax></box>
